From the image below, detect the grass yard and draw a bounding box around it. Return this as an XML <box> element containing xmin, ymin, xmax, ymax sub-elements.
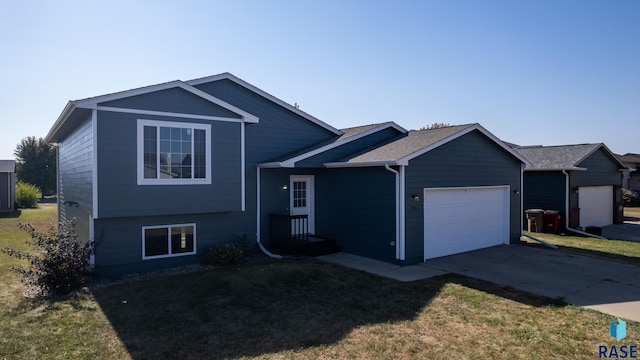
<box><xmin>626</xmin><ymin>206</ymin><xmax>640</xmax><ymax>222</ymax></box>
<box><xmin>521</xmin><ymin>206</ymin><xmax>640</xmax><ymax>266</ymax></box>
<box><xmin>1</xmin><ymin>206</ymin><xmax>639</xmax><ymax>359</ymax></box>
<box><xmin>521</xmin><ymin>232</ymin><xmax>640</xmax><ymax>266</ymax></box>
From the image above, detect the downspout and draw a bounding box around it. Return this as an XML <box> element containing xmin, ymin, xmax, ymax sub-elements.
<box><xmin>562</xmin><ymin>170</ymin><xmax>606</xmax><ymax>239</ymax></box>
<box><xmin>256</xmin><ymin>166</ymin><xmax>283</xmax><ymax>259</ymax></box>
<box><xmin>384</xmin><ymin>164</ymin><xmax>402</xmax><ymax>260</ymax></box>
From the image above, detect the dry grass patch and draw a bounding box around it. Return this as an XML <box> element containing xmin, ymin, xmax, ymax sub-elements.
<box><xmin>521</xmin><ymin>231</ymin><xmax>640</xmax><ymax>266</ymax></box>
<box><xmin>626</xmin><ymin>206</ymin><xmax>640</xmax><ymax>222</ymax></box>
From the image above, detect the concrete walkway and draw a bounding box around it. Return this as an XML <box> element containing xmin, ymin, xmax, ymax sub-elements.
<box><xmin>317</xmin><ymin>245</ymin><xmax>640</xmax><ymax>322</ymax></box>
<box><xmin>602</xmin><ymin>222</ymin><xmax>640</xmax><ymax>242</ymax></box>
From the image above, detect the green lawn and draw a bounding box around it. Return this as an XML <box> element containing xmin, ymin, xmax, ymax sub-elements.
<box><xmin>1</xmin><ymin>206</ymin><xmax>639</xmax><ymax>359</ymax></box>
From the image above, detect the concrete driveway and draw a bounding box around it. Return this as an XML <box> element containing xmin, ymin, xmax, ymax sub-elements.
<box><xmin>421</xmin><ymin>245</ymin><xmax>640</xmax><ymax>322</ymax></box>
<box><xmin>319</xmin><ymin>245</ymin><xmax>640</xmax><ymax>322</ymax></box>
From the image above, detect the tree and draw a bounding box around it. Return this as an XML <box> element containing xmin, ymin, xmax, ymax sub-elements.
<box><xmin>14</xmin><ymin>137</ymin><xmax>56</xmax><ymax>196</ymax></box>
<box><xmin>420</xmin><ymin>122</ymin><xmax>451</xmax><ymax>130</ymax></box>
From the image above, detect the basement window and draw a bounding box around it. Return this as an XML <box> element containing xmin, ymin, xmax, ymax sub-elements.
<box><xmin>142</xmin><ymin>223</ymin><xmax>196</xmax><ymax>259</ymax></box>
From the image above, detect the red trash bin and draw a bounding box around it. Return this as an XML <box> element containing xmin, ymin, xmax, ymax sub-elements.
<box><xmin>544</xmin><ymin>210</ymin><xmax>561</xmax><ymax>234</ymax></box>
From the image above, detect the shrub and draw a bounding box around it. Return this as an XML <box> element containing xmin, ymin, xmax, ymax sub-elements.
<box><xmin>203</xmin><ymin>244</ymin><xmax>244</xmax><ymax>266</ymax></box>
<box><xmin>1</xmin><ymin>218</ymin><xmax>94</xmax><ymax>297</ymax></box>
<box><xmin>15</xmin><ymin>181</ymin><xmax>41</xmax><ymax>208</ymax></box>
<box><xmin>623</xmin><ymin>189</ymin><xmax>640</xmax><ymax>206</ymax></box>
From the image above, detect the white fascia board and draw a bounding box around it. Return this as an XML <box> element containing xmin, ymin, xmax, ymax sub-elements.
<box><xmin>49</xmin><ymin>80</ymin><xmax>259</xmax><ymax>143</ymax></box>
<box><xmin>180</xmin><ymin>83</ymin><xmax>259</xmax><ymax>123</ymax></box>
<box><xmin>257</xmin><ymin>162</ymin><xmax>285</xmax><ymax>168</ymax></box>
<box><xmin>281</xmin><ymin>122</ymin><xmax>407</xmax><ymax>167</ymax></box>
<box><xmin>396</xmin><ymin>124</ymin><xmax>533</xmax><ymax>167</ymax></box>
<box><xmin>46</xmin><ymin>101</ymin><xmax>77</xmax><ymax>143</ymax></box>
<box><xmin>187</xmin><ymin>73</ymin><xmax>342</xmax><ymax>135</ymax></box>
<box><xmin>96</xmin><ymin>106</ymin><xmax>247</xmax><ymax>123</ymax></box>
<box><xmin>74</xmin><ymin>81</ymin><xmax>258</xmax><ymax>123</ymax></box>
<box><xmin>324</xmin><ymin>160</ymin><xmax>397</xmax><ymax>168</ymax></box>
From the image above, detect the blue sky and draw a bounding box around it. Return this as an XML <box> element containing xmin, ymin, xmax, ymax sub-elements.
<box><xmin>1</xmin><ymin>0</ymin><xmax>638</xmax><ymax>159</ymax></box>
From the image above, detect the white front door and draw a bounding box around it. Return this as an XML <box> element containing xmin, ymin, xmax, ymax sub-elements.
<box><xmin>290</xmin><ymin>175</ymin><xmax>315</xmax><ymax>234</ymax></box>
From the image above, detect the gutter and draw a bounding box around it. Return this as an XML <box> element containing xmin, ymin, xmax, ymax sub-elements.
<box><xmin>256</xmin><ymin>167</ymin><xmax>283</xmax><ymax>259</ymax></box>
<box><xmin>561</xmin><ymin>170</ymin><xmax>607</xmax><ymax>239</ymax></box>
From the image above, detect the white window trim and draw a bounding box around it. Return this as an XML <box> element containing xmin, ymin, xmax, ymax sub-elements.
<box><xmin>137</xmin><ymin>119</ymin><xmax>212</xmax><ymax>185</ymax></box>
<box><xmin>142</xmin><ymin>223</ymin><xmax>197</xmax><ymax>260</ymax></box>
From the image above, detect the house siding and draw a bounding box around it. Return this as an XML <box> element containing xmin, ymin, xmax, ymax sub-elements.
<box><xmin>259</xmin><ymin>167</ymin><xmax>396</xmax><ymax>261</ymax></box>
<box><xmin>194</xmin><ymin>79</ymin><xmax>338</xmax><ymax>165</ymax></box>
<box><xmin>57</xmin><ymin>116</ymin><xmax>93</xmax><ymax>243</ymax></box>
<box><xmin>570</xmin><ymin>148</ymin><xmax>623</xmax><ymax>222</ymax></box>
<box><xmin>315</xmin><ymin>168</ymin><xmax>396</xmax><ymax>261</ymax></box>
<box><xmin>93</xmin><ymin>212</ymin><xmax>250</xmax><ymax>276</ymax></box>
<box><xmin>96</xmin><ymin>110</ymin><xmax>243</xmax><ymax>218</ymax></box>
<box><xmin>404</xmin><ymin>130</ymin><xmax>522</xmax><ymax>264</ymax></box>
<box><xmin>99</xmin><ymin>87</ymin><xmax>243</xmax><ymax>119</ymax></box>
<box><xmin>296</xmin><ymin>128</ymin><xmax>405</xmax><ymax>168</ymax></box>
<box><xmin>89</xmin><ymin>79</ymin><xmax>340</xmax><ymax>275</ymax></box>
<box><xmin>522</xmin><ymin>171</ymin><xmax>567</xmax><ymax>228</ymax></box>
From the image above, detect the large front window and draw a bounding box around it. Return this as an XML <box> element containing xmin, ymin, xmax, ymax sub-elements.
<box><xmin>142</xmin><ymin>223</ymin><xmax>196</xmax><ymax>259</ymax></box>
<box><xmin>138</xmin><ymin>120</ymin><xmax>211</xmax><ymax>185</ymax></box>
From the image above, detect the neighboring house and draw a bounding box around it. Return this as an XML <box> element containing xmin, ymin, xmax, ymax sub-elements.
<box><xmin>46</xmin><ymin>73</ymin><xmax>528</xmax><ymax>275</ymax></box>
<box><xmin>617</xmin><ymin>153</ymin><xmax>640</xmax><ymax>191</ymax></box>
<box><xmin>513</xmin><ymin>144</ymin><xmax>626</xmax><ymax>230</ymax></box>
<box><xmin>0</xmin><ymin>160</ymin><xmax>16</xmax><ymax>212</ymax></box>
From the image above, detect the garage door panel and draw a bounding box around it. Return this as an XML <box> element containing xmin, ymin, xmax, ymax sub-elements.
<box><xmin>424</xmin><ymin>186</ymin><xmax>509</xmax><ymax>260</ymax></box>
<box><xmin>579</xmin><ymin>186</ymin><xmax>613</xmax><ymax>227</ymax></box>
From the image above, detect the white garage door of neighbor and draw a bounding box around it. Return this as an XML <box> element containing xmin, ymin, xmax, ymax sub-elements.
<box><xmin>579</xmin><ymin>185</ymin><xmax>613</xmax><ymax>228</ymax></box>
<box><xmin>424</xmin><ymin>186</ymin><xmax>510</xmax><ymax>260</ymax></box>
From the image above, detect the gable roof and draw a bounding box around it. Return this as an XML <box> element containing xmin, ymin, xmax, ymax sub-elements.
<box><xmin>260</xmin><ymin>122</ymin><xmax>407</xmax><ymax>168</ymax></box>
<box><xmin>46</xmin><ymin>79</ymin><xmax>261</xmax><ymax>143</ymax></box>
<box><xmin>187</xmin><ymin>73</ymin><xmax>342</xmax><ymax>136</ymax></box>
<box><xmin>513</xmin><ymin>143</ymin><xmax>626</xmax><ymax>171</ymax></box>
<box><xmin>46</xmin><ymin>79</ymin><xmax>260</xmax><ymax>143</ymax></box>
<box><xmin>0</xmin><ymin>160</ymin><xmax>16</xmax><ymax>173</ymax></box>
<box><xmin>326</xmin><ymin>123</ymin><xmax>530</xmax><ymax>167</ymax></box>
<box><xmin>617</xmin><ymin>153</ymin><xmax>640</xmax><ymax>165</ymax></box>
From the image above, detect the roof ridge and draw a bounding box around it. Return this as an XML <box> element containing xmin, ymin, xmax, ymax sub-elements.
<box><xmin>339</xmin><ymin>122</ymin><xmax>392</xmax><ymax>131</ymax></box>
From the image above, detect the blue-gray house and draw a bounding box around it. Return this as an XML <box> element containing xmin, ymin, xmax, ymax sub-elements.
<box><xmin>513</xmin><ymin>143</ymin><xmax>626</xmax><ymax>231</ymax></box>
<box><xmin>46</xmin><ymin>73</ymin><xmax>529</xmax><ymax>275</ymax></box>
<box><xmin>0</xmin><ymin>160</ymin><xmax>16</xmax><ymax>212</ymax></box>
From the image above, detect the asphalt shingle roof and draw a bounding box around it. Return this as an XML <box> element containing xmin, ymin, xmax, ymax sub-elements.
<box><xmin>513</xmin><ymin>144</ymin><xmax>602</xmax><ymax>169</ymax></box>
<box><xmin>338</xmin><ymin>123</ymin><xmax>392</xmax><ymax>140</ymax></box>
<box><xmin>0</xmin><ymin>160</ymin><xmax>16</xmax><ymax>173</ymax></box>
<box><xmin>343</xmin><ymin>124</ymin><xmax>476</xmax><ymax>163</ymax></box>
<box><xmin>618</xmin><ymin>153</ymin><xmax>640</xmax><ymax>165</ymax></box>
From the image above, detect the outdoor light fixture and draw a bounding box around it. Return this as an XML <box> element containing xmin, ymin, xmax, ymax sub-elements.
<box><xmin>513</xmin><ymin>190</ymin><xmax>520</xmax><ymax>195</ymax></box>
<box><xmin>411</xmin><ymin>194</ymin><xmax>420</xmax><ymax>202</ymax></box>
<box><xmin>282</xmin><ymin>185</ymin><xmax>288</xmax><ymax>191</ymax></box>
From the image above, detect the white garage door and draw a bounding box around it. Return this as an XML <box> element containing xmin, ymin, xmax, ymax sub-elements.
<box><xmin>424</xmin><ymin>186</ymin><xmax>510</xmax><ymax>260</ymax></box>
<box><xmin>579</xmin><ymin>186</ymin><xmax>613</xmax><ymax>228</ymax></box>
